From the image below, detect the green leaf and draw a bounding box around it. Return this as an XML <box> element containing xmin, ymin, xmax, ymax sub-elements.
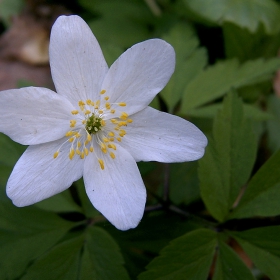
<box><xmin>160</xmin><ymin>23</ymin><xmax>207</xmax><ymax>112</ymax></box>
<box><xmin>22</xmin><ymin>235</ymin><xmax>83</xmax><ymax>280</ymax></box>
<box><xmin>180</xmin><ymin>58</ymin><xmax>280</xmax><ymax>113</ymax></box>
<box><xmin>80</xmin><ymin>227</ymin><xmax>129</xmax><ymax>280</ymax></box>
<box><xmin>184</xmin><ymin>0</ymin><xmax>280</xmax><ymax>34</ymax></box>
<box><xmin>170</xmin><ymin>161</ymin><xmax>200</xmax><ymax>205</ymax></box>
<box><xmin>228</xmin><ymin>149</ymin><xmax>280</xmax><ymax>219</ymax></box>
<box><xmin>231</xmin><ymin>226</ymin><xmax>280</xmax><ymax>280</ymax></box>
<box><xmin>23</xmin><ymin>227</ymin><xmax>129</xmax><ymax>280</ymax></box>
<box><xmin>0</xmin><ymin>0</ymin><xmax>23</xmax><ymax>26</ymax></box>
<box><xmin>80</xmin><ymin>0</ymin><xmax>153</xmax><ymax>48</ymax></box>
<box><xmin>138</xmin><ymin>228</ymin><xmax>217</xmax><ymax>280</ymax></box>
<box><xmin>266</xmin><ymin>95</ymin><xmax>280</xmax><ymax>152</ymax></box>
<box><xmin>187</xmin><ymin>103</ymin><xmax>272</xmax><ymax>121</ymax></box>
<box><xmin>199</xmin><ymin>93</ymin><xmax>257</xmax><ymax>221</ymax></box>
<box><xmin>213</xmin><ymin>240</ymin><xmax>255</xmax><ymax>280</ymax></box>
<box><xmin>0</xmin><ymin>201</ymin><xmax>74</xmax><ymax>279</ymax></box>
<box><xmin>35</xmin><ymin>189</ymin><xmax>82</xmax><ymax>213</ymax></box>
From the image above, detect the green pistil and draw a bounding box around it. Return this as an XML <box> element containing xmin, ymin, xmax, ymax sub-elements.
<box><xmin>85</xmin><ymin>114</ymin><xmax>102</xmax><ymax>134</ymax></box>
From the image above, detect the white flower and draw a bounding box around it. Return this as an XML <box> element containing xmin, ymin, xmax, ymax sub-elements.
<box><xmin>0</xmin><ymin>15</ymin><xmax>207</xmax><ymax>230</ymax></box>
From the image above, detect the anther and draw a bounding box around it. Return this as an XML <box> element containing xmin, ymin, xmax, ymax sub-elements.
<box><xmin>110</xmin><ymin>109</ymin><xmax>115</xmax><ymax>114</ymax></box>
<box><xmin>118</xmin><ymin>102</ymin><xmax>126</xmax><ymax>106</ymax></box>
<box><xmin>53</xmin><ymin>151</ymin><xmax>59</xmax><ymax>158</ymax></box>
<box><xmin>86</xmin><ymin>99</ymin><xmax>92</xmax><ymax>105</ymax></box>
<box><xmin>110</xmin><ymin>152</ymin><xmax>115</xmax><ymax>159</ymax></box>
<box><xmin>108</xmin><ymin>132</ymin><xmax>115</xmax><ymax>137</ymax></box>
<box><xmin>71</xmin><ymin>110</ymin><xmax>79</xmax><ymax>115</ymax></box>
<box><xmin>100</xmin><ymin>90</ymin><xmax>106</xmax><ymax>95</ymax></box>
<box><xmin>70</xmin><ymin>120</ymin><xmax>76</xmax><ymax>127</ymax></box>
<box><xmin>98</xmin><ymin>159</ymin><xmax>105</xmax><ymax>170</ymax></box>
<box><xmin>69</xmin><ymin>149</ymin><xmax>75</xmax><ymax>160</ymax></box>
<box><xmin>104</xmin><ymin>96</ymin><xmax>109</xmax><ymax>101</ymax></box>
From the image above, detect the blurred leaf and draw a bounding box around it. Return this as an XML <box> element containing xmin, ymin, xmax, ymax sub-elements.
<box><xmin>80</xmin><ymin>0</ymin><xmax>153</xmax><ymax>48</ymax></box>
<box><xmin>180</xmin><ymin>58</ymin><xmax>280</xmax><ymax>113</ymax></box>
<box><xmin>266</xmin><ymin>95</ymin><xmax>280</xmax><ymax>152</ymax></box>
<box><xmin>231</xmin><ymin>226</ymin><xmax>280</xmax><ymax>279</ymax></box>
<box><xmin>160</xmin><ymin>23</ymin><xmax>207</xmax><ymax>112</ymax></box>
<box><xmin>80</xmin><ymin>227</ymin><xmax>129</xmax><ymax>280</ymax></box>
<box><xmin>199</xmin><ymin>93</ymin><xmax>257</xmax><ymax>222</ymax></box>
<box><xmin>213</xmin><ymin>240</ymin><xmax>255</xmax><ymax>280</ymax></box>
<box><xmin>0</xmin><ymin>0</ymin><xmax>23</xmax><ymax>26</ymax></box>
<box><xmin>187</xmin><ymin>103</ymin><xmax>272</xmax><ymax>121</ymax></box>
<box><xmin>229</xmin><ymin>149</ymin><xmax>280</xmax><ymax>219</ymax></box>
<box><xmin>35</xmin><ymin>189</ymin><xmax>82</xmax><ymax>213</ymax></box>
<box><xmin>102</xmin><ymin>44</ymin><xmax>123</xmax><ymax>66</ymax></box>
<box><xmin>170</xmin><ymin>161</ymin><xmax>200</xmax><ymax>205</ymax></box>
<box><xmin>223</xmin><ymin>23</ymin><xmax>280</xmax><ymax>62</ymax></box>
<box><xmin>23</xmin><ymin>227</ymin><xmax>129</xmax><ymax>280</ymax></box>
<box><xmin>184</xmin><ymin>0</ymin><xmax>280</xmax><ymax>34</ymax></box>
<box><xmin>0</xmin><ymin>201</ymin><xmax>74</xmax><ymax>279</ymax></box>
<box><xmin>138</xmin><ymin>228</ymin><xmax>217</xmax><ymax>280</ymax></box>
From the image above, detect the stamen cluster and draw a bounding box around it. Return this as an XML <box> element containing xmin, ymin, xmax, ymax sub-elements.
<box><xmin>53</xmin><ymin>90</ymin><xmax>133</xmax><ymax>170</ymax></box>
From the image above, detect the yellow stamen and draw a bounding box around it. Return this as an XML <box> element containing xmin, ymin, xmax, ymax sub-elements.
<box><xmin>104</xmin><ymin>96</ymin><xmax>109</xmax><ymax>101</ymax></box>
<box><xmin>100</xmin><ymin>90</ymin><xmax>106</xmax><ymax>95</ymax></box>
<box><xmin>85</xmin><ymin>110</ymin><xmax>91</xmax><ymax>115</ymax></box>
<box><xmin>100</xmin><ymin>143</ymin><xmax>107</xmax><ymax>153</ymax></box>
<box><xmin>110</xmin><ymin>152</ymin><xmax>115</xmax><ymax>159</ymax></box>
<box><xmin>77</xmin><ymin>141</ymin><xmax>82</xmax><ymax>148</ymax></box>
<box><xmin>69</xmin><ymin>149</ymin><xmax>75</xmax><ymax>160</ymax></box>
<box><xmin>101</xmin><ymin>120</ymin><xmax>106</xmax><ymax>126</ymax></box>
<box><xmin>84</xmin><ymin>148</ymin><xmax>89</xmax><ymax>156</ymax></box>
<box><xmin>118</xmin><ymin>102</ymin><xmax>126</xmax><ymax>106</ymax></box>
<box><xmin>76</xmin><ymin>149</ymin><xmax>81</xmax><ymax>155</ymax></box>
<box><xmin>108</xmin><ymin>143</ymin><xmax>116</xmax><ymax>150</ymax></box>
<box><xmin>86</xmin><ymin>99</ymin><xmax>92</xmax><ymax>105</ymax></box>
<box><xmin>98</xmin><ymin>159</ymin><xmax>105</xmax><ymax>170</ymax></box>
<box><xmin>71</xmin><ymin>110</ymin><xmax>79</xmax><ymax>115</ymax></box>
<box><xmin>103</xmin><ymin>137</ymin><xmax>109</xmax><ymax>143</ymax></box>
<box><xmin>98</xmin><ymin>110</ymin><xmax>104</xmax><ymax>114</ymax></box>
<box><xmin>70</xmin><ymin>120</ymin><xmax>76</xmax><ymax>128</ymax></box>
<box><xmin>108</xmin><ymin>132</ymin><xmax>115</xmax><ymax>137</ymax></box>
<box><xmin>68</xmin><ymin>137</ymin><xmax>74</xmax><ymax>143</ymax></box>
<box><xmin>65</xmin><ymin>131</ymin><xmax>73</xmax><ymax>137</ymax></box>
<box><xmin>90</xmin><ymin>146</ymin><xmax>94</xmax><ymax>152</ymax></box>
<box><xmin>116</xmin><ymin>137</ymin><xmax>122</xmax><ymax>142</ymax></box>
<box><xmin>105</xmin><ymin>102</ymin><xmax>111</xmax><ymax>109</ymax></box>
<box><xmin>87</xmin><ymin>134</ymin><xmax>92</xmax><ymax>141</ymax></box>
<box><xmin>110</xmin><ymin>109</ymin><xmax>115</xmax><ymax>114</ymax></box>
<box><xmin>80</xmin><ymin>152</ymin><xmax>85</xmax><ymax>159</ymax></box>
<box><xmin>53</xmin><ymin>151</ymin><xmax>59</xmax><ymax>158</ymax></box>
<box><xmin>78</xmin><ymin>100</ymin><xmax>85</xmax><ymax>106</ymax></box>
<box><xmin>127</xmin><ymin>119</ymin><xmax>133</xmax><ymax>123</ymax></box>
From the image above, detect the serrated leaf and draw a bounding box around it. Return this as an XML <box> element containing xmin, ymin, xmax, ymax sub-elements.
<box><xmin>231</xmin><ymin>226</ymin><xmax>280</xmax><ymax>280</ymax></box>
<box><xmin>180</xmin><ymin>58</ymin><xmax>280</xmax><ymax>113</ymax></box>
<box><xmin>138</xmin><ymin>228</ymin><xmax>217</xmax><ymax>280</ymax></box>
<box><xmin>80</xmin><ymin>227</ymin><xmax>129</xmax><ymax>280</ymax></box>
<box><xmin>160</xmin><ymin>23</ymin><xmax>207</xmax><ymax>112</ymax></box>
<box><xmin>21</xmin><ymin>235</ymin><xmax>83</xmax><ymax>280</ymax></box>
<box><xmin>199</xmin><ymin>93</ymin><xmax>257</xmax><ymax>222</ymax></box>
<box><xmin>184</xmin><ymin>0</ymin><xmax>280</xmax><ymax>34</ymax></box>
<box><xmin>228</xmin><ymin>149</ymin><xmax>280</xmax><ymax>219</ymax></box>
<box><xmin>213</xmin><ymin>240</ymin><xmax>255</xmax><ymax>280</ymax></box>
<box><xmin>0</xmin><ymin>201</ymin><xmax>74</xmax><ymax>279</ymax></box>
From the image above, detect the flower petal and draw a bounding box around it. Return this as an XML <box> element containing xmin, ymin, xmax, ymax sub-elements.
<box><xmin>120</xmin><ymin>107</ymin><xmax>208</xmax><ymax>162</ymax></box>
<box><xmin>7</xmin><ymin>138</ymin><xmax>84</xmax><ymax>206</ymax></box>
<box><xmin>83</xmin><ymin>143</ymin><xmax>146</xmax><ymax>230</ymax></box>
<box><xmin>49</xmin><ymin>15</ymin><xmax>108</xmax><ymax>106</ymax></box>
<box><xmin>101</xmin><ymin>39</ymin><xmax>175</xmax><ymax>115</ymax></box>
<box><xmin>0</xmin><ymin>87</ymin><xmax>75</xmax><ymax>145</ymax></box>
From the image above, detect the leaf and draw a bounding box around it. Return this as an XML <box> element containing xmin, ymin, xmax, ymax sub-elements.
<box><xmin>184</xmin><ymin>0</ymin><xmax>280</xmax><ymax>34</ymax></box>
<box><xmin>213</xmin><ymin>240</ymin><xmax>255</xmax><ymax>280</ymax></box>
<box><xmin>138</xmin><ymin>228</ymin><xmax>217</xmax><ymax>280</ymax></box>
<box><xmin>0</xmin><ymin>201</ymin><xmax>74</xmax><ymax>279</ymax></box>
<box><xmin>80</xmin><ymin>227</ymin><xmax>129</xmax><ymax>280</ymax></box>
<box><xmin>23</xmin><ymin>227</ymin><xmax>129</xmax><ymax>280</ymax></box>
<box><xmin>266</xmin><ymin>95</ymin><xmax>280</xmax><ymax>152</ymax></box>
<box><xmin>180</xmin><ymin>58</ymin><xmax>280</xmax><ymax>113</ymax></box>
<box><xmin>231</xmin><ymin>226</ymin><xmax>280</xmax><ymax>280</ymax></box>
<box><xmin>199</xmin><ymin>93</ymin><xmax>257</xmax><ymax>222</ymax></box>
<box><xmin>228</xmin><ymin>149</ymin><xmax>280</xmax><ymax>219</ymax></box>
<box><xmin>80</xmin><ymin>0</ymin><xmax>153</xmax><ymax>48</ymax></box>
<box><xmin>21</xmin><ymin>235</ymin><xmax>83</xmax><ymax>280</ymax></box>
<box><xmin>170</xmin><ymin>161</ymin><xmax>200</xmax><ymax>205</ymax></box>
<box><xmin>160</xmin><ymin>23</ymin><xmax>207</xmax><ymax>112</ymax></box>
<box><xmin>0</xmin><ymin>0</ymin><xmax>23</xmax><ymax>26</ymax></box>
<box><xmin>187</xmin><ymin>103</ymin><xmax>272</xmax><ymax>121</ymax></box>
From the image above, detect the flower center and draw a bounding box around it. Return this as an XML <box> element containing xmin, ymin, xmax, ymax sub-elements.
<box><xmin>53</xmin><ymin>89</ymin><xmax>133</xmax><ymax>170</ymax></box>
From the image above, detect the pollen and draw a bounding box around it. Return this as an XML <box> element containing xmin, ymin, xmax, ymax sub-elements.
<box><xmin>56</xmin><ymin>96</ymin><xmax>133</xmax><ymax>171</ymax></box>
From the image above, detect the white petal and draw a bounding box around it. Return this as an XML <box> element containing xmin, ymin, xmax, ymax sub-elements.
<box><xmin>120</xmin><ymin>107</ymin><xmax>208</xmax><ymax>162</ymax></box>
<box><xmin>49</xmin><ymin>15</ymin><xmax>108</xmax><ymax>106</ymax></box>
<box><xmin>7</xmin><ymin>138</ymin><xmax>84</xmax><ymax>206</ymax></box>
<box><xmin>0</xmin><ymin>87</ymin><xmax>75</xmax><ymax>145</ymax></box>
<box><xmin>101</xmin><ymin>39</ymin><xmax>175</xmax><ymax>115</ymax></box>
<box><xmin>83</xmin><ymin>143</ymin><xmax>146</xmax><ymax>230</ymax></box>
